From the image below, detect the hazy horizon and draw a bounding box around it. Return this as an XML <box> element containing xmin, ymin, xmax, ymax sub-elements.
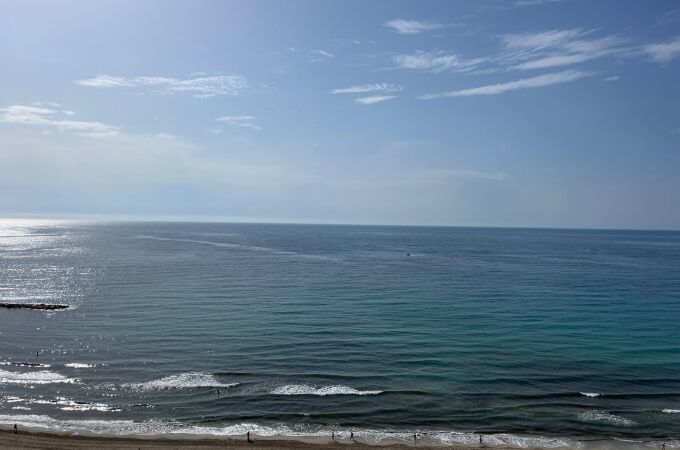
<box><xmin>2</xmin><ymin>0</ymin><xmax>680</xmax><ymax>229</ymax></box>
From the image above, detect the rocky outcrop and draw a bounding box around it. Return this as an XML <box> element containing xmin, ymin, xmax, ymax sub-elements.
<box><xmin>0</xmin><ymin>303</ymin><xmax>69</xmax><ymax>310</ymax></box>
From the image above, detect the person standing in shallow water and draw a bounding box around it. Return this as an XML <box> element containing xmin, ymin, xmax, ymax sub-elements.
<box><xmin>13</xmin><ymin>424</ymin><xmax>17</xmax><ymax>434</ymax></box>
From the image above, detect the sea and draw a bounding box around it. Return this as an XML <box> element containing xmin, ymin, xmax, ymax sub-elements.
<box><xmin>1</xmin><ymin>219</ymin><xmax>679</xmax><ymax>448</ymax></box>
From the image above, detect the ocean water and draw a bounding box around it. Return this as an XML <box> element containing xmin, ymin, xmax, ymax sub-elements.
<box><xmin>1</xmin><ymin>219</ymin><xmax>680</xmax><ymax>448</ymax></box>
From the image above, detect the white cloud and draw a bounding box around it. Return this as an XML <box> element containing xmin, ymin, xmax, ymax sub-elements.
<box><xmin>75</xmin><ymin>74</ymin><xmax>249</xmax><ymax>98</ymax></box>
<box><xmin>393</xmin><ymin>51</ymin><xmax>486</xmax><ymax>73</ymax></box>
<box><xmin>0</xmin><ymin>105</ymin><xmax>120</xmax><ymax>137</ymax></box>
<box><xmin>354</xmin><ymin>95</ymin><xmax>396</xmax><ymax>105</ymax></box>
<box><xmin>308</xmin><ymin>49</ymin><xmax>334</xmax><ymax>62</ymax></box>
<box><xmin>500</xmin><ymin>30</ymin><xmax>625</xmax><ymax>71</ymax></box>
<box><xmin>604</xmin><ymin>75</ymin><xmax>620</xmax><ymax>81</ymax></box>
<box><xmin>644</xmin><ymin>36</ymin><xmax>680</xmax><ymax>63</ymax></box>
<box><xmin>384</xmin><ymin>19</ymin><xmax>447</xmax><ymax>34</ymax></box>
<box><xmin>418</xmin><ymin>70</ymin><xmax>592</xmax><ymax>99</ymax></box>
<box><xmin>331</xmin><ymin>83</ymin><xmax>402</xmax><ymax>94</ymax></box>
<box><xmin>215</xmin><ymin>115</ymin><xmax>262</xmax><ymax>130</ymax></box>
<box><xmin>501</xmin><ymin>29</ymin><xmax>588</xmax><ymax>53</ymax></box>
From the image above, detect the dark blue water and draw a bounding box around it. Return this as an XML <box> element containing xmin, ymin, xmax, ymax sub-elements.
<box><xmin>1</xmin><ymin>219</ymin><xmax>679</xmax><ymax>448</ymax></box>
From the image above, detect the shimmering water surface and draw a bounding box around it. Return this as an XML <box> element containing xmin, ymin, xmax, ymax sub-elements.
<box><xmin>1</xmin><ymin>219</ymin><xmax>679</xmax><ymax>448</ymax></box>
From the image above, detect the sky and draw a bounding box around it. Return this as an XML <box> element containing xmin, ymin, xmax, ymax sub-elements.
<box><xmin>1</xmin><ymin>0</ymin><xmax>679</xmax><ymax>229</ymax></box>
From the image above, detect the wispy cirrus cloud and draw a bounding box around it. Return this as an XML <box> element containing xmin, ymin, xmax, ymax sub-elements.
<box><xmin>331</xmin><ymin>83</ymin><xmax>402</xmax><ymax>94</ymax></box>
<box><xmin>0</xmin><ymin>105</ymin><xmax>120</xmax><ymax>137</ymax></box>
<box><xmin>644</xmin><ymin>36</ymin><xmax>680</xmax><ymax>63</ymax></box>
<box><xmin>500</xmin><ymin>30</ymin><xmax>626</xmax><ymax>71</ymax></box>
<box><xmin>215</xmin><ymin>115</ymin><xmax>261</xmax><ymax>131</ymax></box>
<box><xmin>418</xmin><ymin>70</ymin><xmax>592</xmax><ymax>99</ymax></box>
<box><xmin>354</xmin><ymin>95</ymin><xmax>396</xmax><ymax>105</ymax></box>
<box><xmin>287</xmin><ymin>47</ymin><xmax>335</xmax><ymax>62</ymax></box>
<box><xmin>393</xmin><ymin>51</ymin><xmax>486</xmax><ymax>73</ymax></box>
<box><xmin>76</xmin><ymin>74</ymin><xmax>249</xmax><ymax>98</ymax></box>
<box><xmin>308</xmin><ymin>49</ymin><xmax>334</xmax><ymax>62</ymax></box>
<box><xmin>384</xmin><ymin>19</ymin><xmax>448</xmax><ymax>35</ymax></box>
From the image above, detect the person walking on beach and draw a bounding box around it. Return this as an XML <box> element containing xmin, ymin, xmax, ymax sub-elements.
<box><xmin>479</xmin><ymin>434</ymin><xmax>483</xmax><ymax>447</ymax></box>
<box><xmin>247</xmin><ymin>431</ymin><xmax>251</xmax><ymax>443</ymax></box>
<box><xmin>13</xmin><ymin>423</ymin><xmax>17</xmax><ymax>434</ymax></box>
<box><xmin>350</xmin><ymin>431</ymin><xmax>354</xmax><ymax>442</ymax></box>
<box><xmin>414</xmin><ymin>433</ymin><xmax>417</xmax><ymax>443</ymax></box>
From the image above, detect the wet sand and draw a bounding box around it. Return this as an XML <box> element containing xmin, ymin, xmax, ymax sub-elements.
<box><xmin>0</xmin><ymin>427</ymin><xmax>554</xmax><ymax>449</ymax></box>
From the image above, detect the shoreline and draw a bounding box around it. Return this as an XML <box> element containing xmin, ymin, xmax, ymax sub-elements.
<box><xmin>0</xmin><ymin>427</ymin><xmax>538</xmax><ymax>450</ymax></box>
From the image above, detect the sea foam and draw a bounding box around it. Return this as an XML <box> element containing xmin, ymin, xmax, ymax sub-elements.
<box><xmin>0</xmin><ymin>369</ymin><xmax>76</xmax><ymax>385</ymax></box>
<box><xmin>578</xmin><ymin>410</ymin><xmax>635</xmax><ymax>426</ymax></box>
<box><xmin>270</xmin><ymin>384</ymin><xmax>383</xmax><ymax>396</ymax></box>
<box><xmin>127</xmin><ymin>372</ymin><xmax>238</xmax><ymax>390</ymax></box>
<box><xmin>579</xmin><ymin>392</ymin><xmax>601</xmax><ymax>398</ymax></box>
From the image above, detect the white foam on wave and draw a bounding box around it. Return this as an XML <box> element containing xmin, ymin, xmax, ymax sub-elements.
<box><xmin>0</xmin><ymin>368</ymin><xmax>76</xmax><ymax>385</ymax></box>
<box><xmin>0</xmin><ymin>414</ymin><xmax>292</xmax><ymax>437</ymax></box>
<box><xmin>580</xmin><ymin>392</ymin><xmax>601</xmax><ymax>398</ymax></box>
<box><xmin>0</xmin><ymin>415</ymin><xmax>672</xmax><ymax>448</ymax></box>
<box><xmin>64</xmin><ymin>363</ymin><xmax>95</xmax><ymax>368</ymax></box>
<box><xmin>435</xmin><ymin>432</ymin><xmax>576</xmax><ymax>448</ymax></box>
<box><xmin>271</xmin><ymin>384</ymin><xmax>383</xmax><ymax>396</ymax></box>
<box><xmin>578</xmin><ymin>410</ymin><xmax>635</xmax><ymax>427</ymax></box>
<box><xmin>127</xmin><ymin>372</ymin><xmax>238</xmax><ymax>390</ymax></box>
<box><xmin>32</xmin><ymin>397</ymin><xmax>120</xmax><ymax>412</ymax></box>
<box><xmin>663</xmin><ymin>409</ymin><xmax>680</xmax><ymax>414</ymax></box>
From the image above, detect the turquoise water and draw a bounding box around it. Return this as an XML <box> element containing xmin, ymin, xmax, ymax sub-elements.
<box><xmin>1</xmin><ymin>219</ymin><xmax>679</xmax><ymax>448</ymax></box>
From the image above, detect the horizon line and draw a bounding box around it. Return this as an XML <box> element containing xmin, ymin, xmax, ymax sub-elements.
<box><xmin>1</xmin><ymin>212</ymin><xmax>679</xmax><ymax>233</ymax></box>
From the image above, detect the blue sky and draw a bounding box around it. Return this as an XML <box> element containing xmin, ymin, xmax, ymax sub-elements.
<box><xmin>1</xmin><ymin>0</ymin><xmax>679</xmax><ymax>228</ymax></box>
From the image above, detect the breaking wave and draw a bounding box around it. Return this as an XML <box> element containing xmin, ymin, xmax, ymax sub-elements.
<box><xmin>0</xmin><ymin>414</ymin><xmax>599</xmax><ymax>448</ymax></box>
<box><xmin>64</xmin><ymin>363</ymin><xmax>95</xmax><ymax>368</ymax></box>
<box><xmin>270</xmin><ymin>384</ymin><xmax>383</xmax><ymax>396</ymax></box>
<box><xmin>0</xmin><ymin>369</ymin><xmax>76</xmax><ymax>385</ymax></box>
<box><xmin>578</xmin><ymin>410</ymin><xmax>635</xmax><ymax>427</ymax></box>
<box><xmin>126</xmin><ymin>372</ymin><xmax>238</xmax><ymax>390</ymax></box>
<box><xmin>580</xmin><ymin>392</ymin><xmax>601</xmax><ymax>398</ymax></box>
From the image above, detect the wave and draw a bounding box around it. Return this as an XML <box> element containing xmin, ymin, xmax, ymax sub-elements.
<box><xmin>270</xmin><ymin>384</ymin><xmax>383</xmax><ymax>396</ymax></box>
<box><xmin>126</xmin><ymin>372</ymin><xmax>238</xmax><ymax>390</ymax></box>
<box><xmin>662</xmin><ymin>409</ymin><xmax>680</xmax><ymax>414</ymax></box>
<box><xmin>0</xmin><ymin>369</ymin><xmax>77</xmax><ymax>385</ymax></box>
<box><xmin>33</xmin><ymin>397</ymin><xmax>120</xmax><ymax>412</ymax></box>
<box><xmin>0</xmin><ymin>414</ymin><xmax>639</xmax><ymax>448</ymax></box>
<box><xmin>0</xmin><ymin>361</ymin><xmax>51</xmax><ymax>368</ymax></box>
<box><xmin>64</xmin><ymin>363</ymin><xmax>95</xmax><ymax>368</ymax></box>
<box><xmin>578</xmin><ymin>410</ymin><xmax>635</xmax><ymax>427</ymax></box>
<box><xmin>580</xmin><ymin>392</ymin><xmax>601</xmax><ymax>398</ymax></box>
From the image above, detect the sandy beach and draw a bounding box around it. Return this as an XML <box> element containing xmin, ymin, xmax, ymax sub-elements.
<box><xmin>0</xmin><ymin>427</ymin><xmax>560</xmax><ymax>450</ymax></box>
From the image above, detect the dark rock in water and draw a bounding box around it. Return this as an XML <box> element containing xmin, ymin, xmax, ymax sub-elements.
<box><xmin>0</xmin><ymin>303</ymin><xmax>69</xmax><ymax>310</ymax></box>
